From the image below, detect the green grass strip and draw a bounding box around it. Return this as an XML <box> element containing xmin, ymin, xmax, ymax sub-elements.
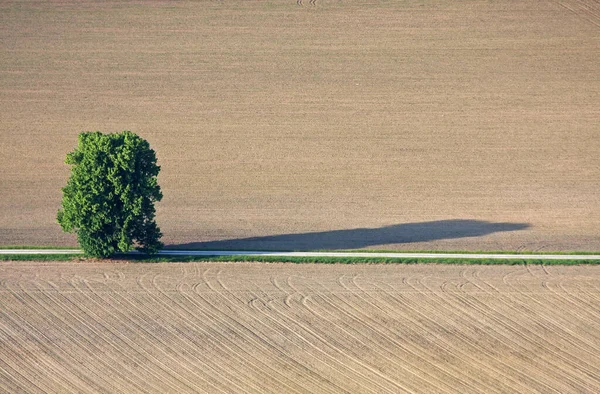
<box><xmin>116</xmin><ymin>255</ymin><xmax>600</xmax><ymax>265</ymax></box>
<box><xmin>0</xmin><ymin>245</ymin><xmax>80</xmax><ymax>250</ymax></box>
<box><xmin>161</xmin><ymin>247</ymin><xmax>600</xmax><ymax>255</ymax></box>
<box><xmin>0</xmin><ymin>254</ymin><xmax>83</xmax><ymax>261</ymax></box>
<box><xmin>2</xmin><ymin>254</ymin><xmax>600</xmax><ymax>265</ymax></box>
<box><xmin>317</xmin><ymin>249</ymin><xmax>600</xmax><ymax>255</ymax></box>
<box><xmin>4</xmin><ymin>245</ymin><xmax>600</xmax><ymax>255</ymax></box>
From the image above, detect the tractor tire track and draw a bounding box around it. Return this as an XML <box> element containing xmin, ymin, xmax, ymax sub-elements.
<box><xmin>2</xmin><ymin>262</ymin><xmax>600</xmax><ymax>393</ymax></box>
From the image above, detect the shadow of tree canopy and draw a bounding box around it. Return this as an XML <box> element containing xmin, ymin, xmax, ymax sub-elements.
<box><xmin>166</xmin><ymin>219</ymin><xmax>530</xmax><ymax>251</ymax></box>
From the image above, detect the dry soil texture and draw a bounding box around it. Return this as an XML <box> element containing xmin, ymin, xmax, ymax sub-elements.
<box><xmin>1</xmin><ymin>261</ymin><xmax>600</xmax><ymax>393</ymax></box>
<box><xmin>1</xmin><ymin>0</ymin><xmax>599</xmax><ymax>250</ymax></box>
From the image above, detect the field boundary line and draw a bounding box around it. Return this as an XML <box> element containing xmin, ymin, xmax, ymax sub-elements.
<box><xmin>2</xmin><ymin>249</ymin><xmax>600</xmax><ymax>261</ymax></box>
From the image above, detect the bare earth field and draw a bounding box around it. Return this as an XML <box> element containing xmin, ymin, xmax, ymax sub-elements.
<box><xmin>1</xmin><ymin>0</ymin><xmax>599</xmax><ymax>250</ymax></box>
<box><xmin>0</xmin><ymin>261</ymin><xmax>598</xmax><ymax>393</ymax></box>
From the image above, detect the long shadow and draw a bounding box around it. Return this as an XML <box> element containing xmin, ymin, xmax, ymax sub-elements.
<box><xmin>166</xmin><ymin>219</ymin><xmax>530</xmax><ymax>251</ymax></box>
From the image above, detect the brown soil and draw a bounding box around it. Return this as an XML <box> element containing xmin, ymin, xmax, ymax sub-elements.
<box><xmin>1</xmin><ymin>261</ymin><xmax>599</xmax><ymax>393</ymax></box>
<box><xmin>1</xmin><ymin>0</ymin><xmax>599</xmax><ymax>251</ymax></box>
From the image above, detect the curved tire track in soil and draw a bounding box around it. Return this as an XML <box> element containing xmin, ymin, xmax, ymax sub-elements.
<box><xmin>557</xmin><ymin>0</ymin><xmax>600</xmax><ymax>28</ymax></box>
<box><xmin>1</xmin><ymin>261</ymin><xmax>600</xmax><ymax>393</ymax></box>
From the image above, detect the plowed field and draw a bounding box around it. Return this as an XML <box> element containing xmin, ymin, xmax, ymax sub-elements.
<box><xmin>1</xmin><ymin>0</ymin><xmax>599</xmax><ymax>251</ymax></box>
<box><xmin>1</xmin><ymin>261</ymin><xmax>599</xmax><ymax>393</ymax></box>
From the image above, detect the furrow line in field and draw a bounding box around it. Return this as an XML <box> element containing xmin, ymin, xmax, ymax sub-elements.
<box><xmin>220</xmin><ymin>273</ymin><xmax>399</xmax><ymax>393</ymax></box>
<box><xmin>460</xmin><ymin>267</ymin><xmax>494</xmax><ymax>293</ymax></box>
<box><xmin>445</xmin><ymin>273</ymin><xmax>586</xmax><ymax>392</ymax></box>
<box><xmin>89</xmin><ymin>271</ymin><xmax>224</xmax><ymax>393</ymax></box>
<box><xmin>576</xmin><ymin>0</ymin><xmax>600</xmax><ymax>20</ymax></box>
<box><xmin>2</xmin><ymin>286</ymin><xmax>104</xmax><ymax>393</ymax></box>
<box><xmin>10</xmin><ymin>276</ymin><xmax>129</xmax><ymax>393</ymax></box>
<box><xmin>566</xmin><ymin>289</ymin><xmax>600</xmax><ymax>321</ymax></box>
<box><xmin>128</xmin><ymin>270</ymin><xmax>246</xmax><ymax>393</ymax></box>
<box><xmin>553</xmin><ymin>274</ymin><xmax>600</xmax><ymax>322</ymax></box>
<box><xmin>299</xmin><ymin>273</ymin><xmax>479</xmax><ymax>393</ymax></box>
<box><xmin>212</xmin><ymin>269</ymin><xmax>369</xmax><ymax>393</ymax></box>
<box><xmin>72</xmin><ymin>277</ymin><xmax>214</xmax><ymax>393</ymax></box>
<box><xmin>176</xmin><ymin>269</ymin><xmax>303</xmax><ymax>394</ymax></box>
<box><xmin>243</xmin><ymin>287</ymin><xmax>404</xmax><ymax>394</ymax></box>
<box><xmin>264</xmin><ymin>275</ymin><xmax>433</xmax><ymax>393</ymax></box>
<box><xmin>508</xmin><ymin>292</ymin><xmax>600</xmax><ymax>389</ymax></box>
<box><xmin>557</xmin><ymin>0</ymin><xmax>600</xmax><ymax>27</ymax></box>
<box><xmin>457</xmin><ymin>268</ymin><xmax>598</xmax><ymax>392</ymax></box>
<box><xmin>0</xmin><ymin>358</ymin><xmax>29</xmax><ymax>394</ymax></box>
<box><xmin>0</xmin><ymin>319</ymin><xmax>56</xmax><ymax>394</ymax></box>
<box><xmin>18</xmin><ymin>281</ymin><xmax>129</xmax><ymax>394</ymax></box>
<box><xmin>188</xmin><ymin>269</ymin><xmax>346</xmax><ymax>394</ymax></box>
<box><xmin>272</xmin><ymin>278</ymin><xmax>441</xmax><ymax>390</ymax></box>
<box><xmin>346</xmin><ymin>273</ymin><xmax>493</xmax><ymax>393</ymax></box>
<box><xmin>74</xmin><ymin>282</ymin><xmax>200</xmax><ymax>393</ymax></box>
<box><xmin>180</xmin><ymin>267</ymin><xmax>309</xmax><ymax>393</ymax></box>
<box><xmin>408</xmin><ymin>272</ymin><xmax>550</xmax><ymax>392</ymax></box>
<box><xmin>61</xmin><ymin>277</ymin><xmax>182</xmax><ymax>393</ymax></box>
<box><xmin>334</xmin><ymin>273</ymin><xmax>480</xmax><ymax>392</ymax></box>
<box><xmin>351</xmin><ymin>274</ymin><xmax>523</xmax><ymax>394</ymax></box>
<box><xmin>494</xmin><ymin>268</ymin><xmax>600</xmax><ymax>387</ymax></box>
<box><xmin>36</xmin><ymin>278</ymin><xmax>164</xmax><ymax>393</ymax></box>
<box><xmin>270</xmin><ymin>276</ymin><xmax>298</xmax><ymax>309</ymax></box>
<box><xmin>520</xmin><ymin>267</ymin><xmax>600</xmax><ymax>348</ymax></box>
<box><xmin>214</xmin><ymin>269</ymin><xmax>336</xmax><ymax>394</ymax></box>
<box><xmin>148</xmin><ymin>268</ymin><xmax>304</xmax><ymax>394</ymax></box>
<box><xmin>374</xmin><ymin>274</ymin><xmax>549</xmax><ymax>393</ymax></box>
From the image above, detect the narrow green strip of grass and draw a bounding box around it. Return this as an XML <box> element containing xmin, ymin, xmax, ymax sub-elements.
<box><xmin>4</xmin><ymin>246</ymin><xmax>600</xmax><ymax>255</ymax></box>
<box><xmin>117</xmin><ymin>255</ymin><xmax>600</xmax><ymax>265</ymax></box>
<box><xmin>0</xmin><ymin>245</ymin><xmax>80</xmax><ymax>250</ymax></box>
<box><xmin>321</xmin><ymin>249</ymin><xmax>600</xmax><ymax>255</ymax></box>
<box><xmin>0</xmin><ymin>254</ymin><xmax>83</xmax><ymax>261</ymax></box>
<box><xmin>2</xmin><ymin>254</ymin><xmax>600</xmax><ymax>265</ymax></box>
<box><xmin>160</xmin><ymin>247</ymin><xmax>600</xmax><ymax>255</ymax></box>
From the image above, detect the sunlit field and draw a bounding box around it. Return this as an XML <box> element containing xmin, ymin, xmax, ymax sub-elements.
<box><xmin>1</xmin><ymin>0</ymin><xmax>599</xmax><ymax>251</ymax></box>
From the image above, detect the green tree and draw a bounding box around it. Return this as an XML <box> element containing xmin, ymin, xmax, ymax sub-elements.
<box><xmin>57</xmin><ymin>131</ymin><xmax>163</xmax><ymax>257</ymax></box>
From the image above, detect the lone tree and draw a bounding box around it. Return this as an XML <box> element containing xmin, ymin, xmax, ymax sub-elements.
<box><xmin>57</xmin><ymin>131</ymin><xmax>163</xmax><ymax>257</ymax></box>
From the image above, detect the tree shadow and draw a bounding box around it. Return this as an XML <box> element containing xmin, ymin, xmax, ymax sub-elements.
<box><xmin>166</xmin><ymin>219</ymin><xmax>530</xmax><ymax>251</ymax></box>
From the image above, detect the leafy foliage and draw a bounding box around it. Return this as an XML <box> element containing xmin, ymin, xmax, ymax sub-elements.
<box><xmin>57</xmin><ymin>131</ymin><xmax>163</xmax><ymax>257</ymax></box>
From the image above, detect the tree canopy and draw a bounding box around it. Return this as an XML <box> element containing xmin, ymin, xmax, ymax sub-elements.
<box><xmin>57</xmin><ymin>131</ymin><xmax>163</xmax><ymax>257</ymax></box>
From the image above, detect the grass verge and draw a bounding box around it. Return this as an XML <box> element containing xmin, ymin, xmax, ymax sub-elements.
<box><xmin>4</xmin><ymin>246</ymin><xmax>600</xmax><ymax>255</ymax></box>
<box><xmin>0</xmin><ymin>254</ymin><xmax>83</xmax><ymax>261</ymax></box>
<box><xmin>1</xmin><ymin>254</ymin><xmax>600</xmax><ymax>265</ymax></box>
<box><xmin>318</xmin><ymin>249</ymin><xmax>600</xmax><ymax>255</ymax></box>
<box><xmin>0</xmin><ymin>245</ymin><xmax>80</xmax><ymax>250</ymax></box>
